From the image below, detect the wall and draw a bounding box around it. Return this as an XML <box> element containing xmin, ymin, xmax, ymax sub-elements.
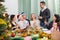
<box><xmin>4</xmin><ymin>0</ymin><xmax>18</xmax><ymax>15</ymax></box>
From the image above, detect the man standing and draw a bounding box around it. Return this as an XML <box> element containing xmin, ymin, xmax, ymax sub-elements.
<box><xmin>38</xmin><ymin>1</ymin><xmax>50</xmax><ymax>28</ymax></box>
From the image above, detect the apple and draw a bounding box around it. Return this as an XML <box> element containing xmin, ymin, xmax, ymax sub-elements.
<box><xmin>11</xmin><ymin>33</ymin><xmax>15</xmax><ymax>37</ymax></box>
<box><xmin>1</xmin><ymin>38</ymin><xmax>4</xmax><ymax>40</ymax></box>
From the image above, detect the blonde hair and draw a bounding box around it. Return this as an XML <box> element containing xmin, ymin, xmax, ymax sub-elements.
<box><xmin>31</xmin><ymin>13</ymin><xmax>36</xmax><ymax>20</ymax></box>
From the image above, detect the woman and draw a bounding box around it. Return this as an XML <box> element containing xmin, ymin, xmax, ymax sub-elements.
<box><xmin>10</xmin><ymin>15</ymin><xmax>18</xmax><ymax>30</ymax></box>
<box><xmin>18</xmin><ymin>15</ymin><xmax>29</xmax><ymax>30</ymax></box>
<box><xmin>30</xmin><ymin>13</ymin><xmax>40</xmax><ymax>29</ymax></box>
<box><xmin>45</xmin><ymin>14</ymin><xmax>60</xmax><ymax>30</ymax></box>
<box><xmin>51</xmin><ymin>22</ymin><xmax>59</xmax><ymax>32</ymax></box>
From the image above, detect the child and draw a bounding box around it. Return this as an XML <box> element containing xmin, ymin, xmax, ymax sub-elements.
<box><xmin>50</xmin><ymin>22</ymin><xmax>59</xmax><ymax>32</ymax></box>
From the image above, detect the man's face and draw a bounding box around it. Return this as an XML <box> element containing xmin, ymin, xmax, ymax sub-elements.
<box><xmin>40</xmin><ymin>3</ymin><xmax>44</xmax><ymax>9</ymax></box>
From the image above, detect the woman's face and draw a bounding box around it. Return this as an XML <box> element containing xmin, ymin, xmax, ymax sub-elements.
<box><xmin>13</xmin><ymin>16</ymin><xmax>16</xmax><ymax>21</ymax></box>
<box><xmin>31</xmin><ymin>14</ymin><xmax>36</xmax><ymax>19</ymax></box>
<box><xmin>53</xmin><ymin>22</ymin><xmax>57</xmax><ymax>28</ymax></box>
<box><xmin>53</xmin><ymin>16</ymin><xmax>56</xmax><ymax>21</ymax></box>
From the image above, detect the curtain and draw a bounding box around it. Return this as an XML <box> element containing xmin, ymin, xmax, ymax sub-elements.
<box><xmin>18</xmin><ymin>0</ymin><xmax>60</xmax><ymax>20</ymax></box>
<box><xmin>18</xmin><ymin>0</ymin><xmax>31</xmax><ymax>19</ymax></box>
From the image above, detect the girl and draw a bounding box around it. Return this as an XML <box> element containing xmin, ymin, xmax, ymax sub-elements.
<box><xmin>30</xmin><ymin>13</ymin><xmax>40</xmax><ymax>29</ymax></box>
<box><xmin>10</xmin><ymin>15</ymin><xmax>18</xmax><ymax>30</ymax></box>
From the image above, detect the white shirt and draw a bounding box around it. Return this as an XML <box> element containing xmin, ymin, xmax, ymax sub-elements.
<box><xmin>30</xmin><ymin>20</ymin><xmax>40</xmax><ymax>29</ymax></box>
<box><xmin>41</xmin><ymin>6</ymin><xmax>47</xmax><ymax>12</ymax></box>
<box><xmin>18</xmin><ymin>20</ymin><xmax>29</xmax><ymax>30</ymax></box>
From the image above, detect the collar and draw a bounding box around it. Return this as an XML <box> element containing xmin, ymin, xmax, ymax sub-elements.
<box><xmin>41</xmin><ymin>6</ymin><xmax>47</xmax><ymax>12</ymax></box>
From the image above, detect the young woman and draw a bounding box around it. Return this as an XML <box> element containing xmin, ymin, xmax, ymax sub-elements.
<box><xmin>10</xmin><ymin>15</ymin><xmax>18</xmax><ymax>30</ymax></box>
<box><xmin>30</xmin><ymin>13</ymin><xmax>40</xmax><ymax>29</ymax></box>
<box><xmin>45</xmin><ymin>14</ymin><xmax>60</xmax><ymax>30</ymax></box>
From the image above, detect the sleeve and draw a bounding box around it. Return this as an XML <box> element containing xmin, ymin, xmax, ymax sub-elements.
<box><xmin>46</xmin><ymin>21</ymin><xmax>53</xmax><ymax>30</ymax></box>
<box><xmin>39</xmin><ymin>11</ymin><xmax>42</xmax><ymax>16</ymax></box>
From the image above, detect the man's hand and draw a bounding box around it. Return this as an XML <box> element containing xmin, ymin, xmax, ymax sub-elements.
<box><xmin>38</xmin><ymin>16</ymin><xmax>42</xmax><ymax>19</ymax></box>
<box><xmin>44</xmin><ymin>21</ymin><xmax>48</xmax><ymax>25</ymax></box>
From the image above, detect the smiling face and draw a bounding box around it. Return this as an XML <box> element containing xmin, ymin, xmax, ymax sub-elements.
<box><xmin>53</xmin><ymin>16</ymin><xmax>56</xmax><ymax>21</ymax></box>
<box><xmin>53</xmin><ymin>22</ymin><xmax>57</xmax><ymax>28</ymax></box>
<box><xmin>11</xmin><ymin>15</ymin><xmax>16</xmax><ymax>22</ymax></box>
<box><xmin>31</xmin><ymin>13</ymin><xmax>36</xmax><ymax>20</ymax></box>
<box><xmin>13</xmin><ymin>16</ymin><xmax>16</xmax><ymax>21</ymax></box>
<box><xmin>40</xmin><ymin>1</ymin><xmax>46</xmax><ymax>9</ymax></box>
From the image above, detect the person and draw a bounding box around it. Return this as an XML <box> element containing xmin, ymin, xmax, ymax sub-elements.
<box><xmin>10</xmin><ymin>15</ymin><xmax>18</xmax><ymax>30</ymax></box>
<box><xmin>45</xmin><ymin>14</ymin><xmax>60</xmax><ymax>30</ymax></box>
<box><xmin>22</xmin><ymin>14</ymin><xmax>30</xmax><ymax>25</ymax></box>
<box><xmin>38</xmin><ymin>1</ymin><xmax>50</xmax><ymax>28</ymax></box>
<box><xmin>16</xmin><ymin>14</ymin><xmax>20</xmax><ymax>23</ymax></box>
<box><xmin>59</xmin><ymin>21</ymin><xmax>60</xmax><ymax>31</ymax></box>
<box><xmin>50</xmin><ymin>22</ymin><xmax>60</xmax><ymax>34</ymax></box>
<box><xmin>58</xmin><ymin>17</ymin><xmax>60</xmax><ymax>31</ymax></box>
<box><xmin>17</xmin><ymin>15</ymin><xmax>29</xmax><ymax>30</ymax></box>
<box><xmin>30</xmin><ymin>13</ymin><xmax>40</xmax><ymax>29</ymax></box>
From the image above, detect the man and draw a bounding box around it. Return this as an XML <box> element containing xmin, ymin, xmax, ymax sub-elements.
<box><xmin>38</xmin><ymin>1</ymin><xmax>50</xmax><ymax>28</ymax></box>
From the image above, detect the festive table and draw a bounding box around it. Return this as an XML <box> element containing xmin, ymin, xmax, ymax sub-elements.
<box><xmin>10</xmin><ymin>28</ymin><xmax>51</xmax><ymax>40</ymax></box>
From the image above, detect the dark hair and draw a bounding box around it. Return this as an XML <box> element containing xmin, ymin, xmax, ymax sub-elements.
<box><xmin>17</xmin><ymin>14</ymin><xmax>20</xmax><ymax>18</ymax></box>
<box><xmin>40</xmin><ymin>1</ymin><xmax>45</xmax><ymax>5</ymax></box>
<box><xmin>54</xmin><ymin>14</ymin><xmax>60</xmax><ymax>22</ymax></box>
<box><xmin>0</xmin><ymin>0</ymin><xmax>4</xmax><ymax>2</ymax></box>
<box><xmin>10</xmin><ymin>15</ymin><xmax>15</xmax><ymax>21</ymax></box>
<box><xmin>5</xmin><ymin>13</ymin><xmax>9</xmax><ymax>17</ymax></box>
